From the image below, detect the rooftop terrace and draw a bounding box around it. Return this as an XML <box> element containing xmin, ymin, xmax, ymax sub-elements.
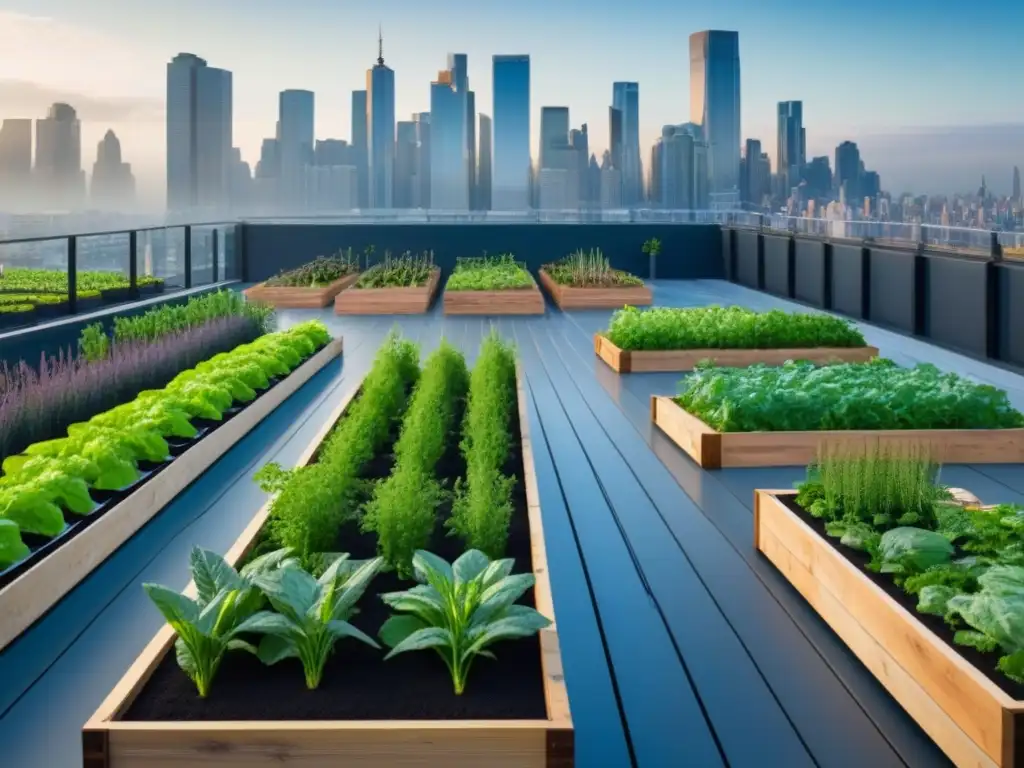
<box><xmin>1</xmin><ymin>219</ymin><xmax>1024</xmax><ymax>767</ymax></box>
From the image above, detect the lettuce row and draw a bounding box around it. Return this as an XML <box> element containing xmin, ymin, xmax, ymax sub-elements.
<box><xmin>0</xmin><ymin>320</ymin><xmax>330</xmax><ymax>569</ymax></box>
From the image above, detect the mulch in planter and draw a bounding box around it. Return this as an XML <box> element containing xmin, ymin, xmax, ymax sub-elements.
<box><xmin>780</xmin><ymin>494</ymin><xmax>1024</xmax><ymax>700</ymax></box>
<box><xmin>125</xmin><ymin>391</ymin><xmax>548</xmax><ymax>722</ymax></box>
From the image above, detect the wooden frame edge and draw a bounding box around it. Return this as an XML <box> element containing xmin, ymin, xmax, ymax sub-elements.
<box><xmin>538</xmin><ymin>268</ymin><xmax>651</xmax><ymax>310</ymax></box>
<box><xmin>245</xmin><ymin>273</ymin><xmax>360</xmax><ymax>308</ymax></box>
<box><xmin>0</xmin><ymin>336</ymin><xmax>343</xmax><ymax>654</ymax></box>
<box><xmin>442</xmin><ymin>282</ymin><xmax>546</xmax><ymax>316</ymax></box>
<box><xmin>334</xmin><ymin>268</ymin><xmax>441</xmax><ymax>315</ymax></box>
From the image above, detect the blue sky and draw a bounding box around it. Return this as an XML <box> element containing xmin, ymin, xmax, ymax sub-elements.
<box><xmin>1</xmin><ymin>0</ymin><xmax>1022</xmax><ymax>201</ymax></box>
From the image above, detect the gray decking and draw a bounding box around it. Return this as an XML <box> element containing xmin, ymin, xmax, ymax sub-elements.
<box><xmin>3</xmin><ymin>278</ymin><xmax>1021</xmax><ymax>767</ymax></box>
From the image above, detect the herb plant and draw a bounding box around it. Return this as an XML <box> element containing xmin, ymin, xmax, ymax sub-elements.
<box><xmin>543</xmin><ymin>249</ymin><xmax>643</xmax><ymax>287</ymax></box>
<box><xmin>355</xmin><ymin>251</ymin><xmax>435</xmax><ymax>288</ymax></box>
<box><xmin>78</xmin><ymin>322</ymin><xmax>110</xmax><ymax>362</ymax></box>
<box><xmin>363</xmin><ymin>340</ymin><xmax>469</xmax><ymax>576</ymax></box>
<box><xmin>605</xmin><ymin>305</ymin><xmax>867</xmax><ymax>351</ymax></box>
<box><xmin>676</xmin><ymin>358</ymin><xmax>1024</xmax><ymax>432</ymax></box>
<box><xmin>641</xmin><ymin>238</ymin><xmax>662</xmax><ymax>260</ymax></box>
<box><xmin>109</xmin><ymin>289</ymin><xmax>274</xmax><ymax>345</ymax></box>
<box><xmin>445</xmin><ymin>256</ymin><xmax>534</xmax><ymax>291</ymax></box>
<box><xmin>242</xmin><ymin>554</ymin><xmax>384</xmax><ymax>689</ymax></box>
<box><xmin>0</xmin><ymin>267</ymin><xmax>162</xmax><ymax>294</ymax></box>
<box><xmin>142</xmin><ymin>545</ymin><xmax>296</xmax><ymax>697</ymax></box>
<box><xmin>448</xmin><ymin>330</ymin><xmax>518</xmax><ymax>557</ymax></box>
<box><xmin>264</xmin><ymin>251</ymin><xmax>359</xmax><ymax>288</ymax></box>
<box><xmin>379</xmin><ymin>550</ymin><xmax>551</xmax><ymax>695</ymax></box>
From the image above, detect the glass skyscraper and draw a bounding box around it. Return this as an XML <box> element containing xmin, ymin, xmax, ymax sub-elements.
<box><xmin>351</xmin><ymin>90</ymin><xmax>368</xmax><ymax>208</ymax></box>
<box><xmin>777</xmin><ymin>100</ymin><xmax>804</xmax><ymax>195</ymax></box>
<box><xmin>491</xmin><ymin>55</ymin><xmax>530</xmax><ymax>211</ymax></box>
<box><xmin>430</xmin><ymin>71</ymin><xmax>469</xmax><ymax>210</ymax></box>
<box><xmin>689</xmin><ymin>30</ymin><xmax>740</xmax><ymax>196</ymax></box>
<box><xmin>278</xmin><ymin>89</ymin><xmax>314</xmax><ymax>208</ymax></box>
<box><xmin>366</xmin><ymin>36</ymin><xmax>395</xmax><ymax>208</ymax></box>
<box><xmin>611</xmin><ymin>82</ymin><xmax>641</xmax><ymax>205</ymax></box>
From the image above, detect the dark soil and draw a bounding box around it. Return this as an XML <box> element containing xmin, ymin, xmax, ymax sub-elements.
<box><xmin>780</xmin><ymin>494</ymin><xmax>1024</xmax><ymax>700</ymax></box>
<box><xmin>124</xmin><ymin>384</ymin><xmax>547</xmax><ymax>722</ymax></box>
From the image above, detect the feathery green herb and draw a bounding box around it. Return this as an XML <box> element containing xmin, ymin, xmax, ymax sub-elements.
<box><xmin>355</xmin><ymin>251</ymin><xmax>435</xmax><ymax>288</ymax></box>
<box><xmin>543</xmin><ymin>249</ymin><xmax>643</xmax><ymax>287</ymax></box>
<box><xmin>446</xmin><ymin>256</ymin><xmax>534</xmax><ymax>291</ymax></box>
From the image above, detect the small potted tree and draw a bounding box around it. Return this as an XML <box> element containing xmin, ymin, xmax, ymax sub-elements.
<box><xmin>642</xmin><ymin>237</ymin><xmax>662</xmax><ymax>280</ymax></box>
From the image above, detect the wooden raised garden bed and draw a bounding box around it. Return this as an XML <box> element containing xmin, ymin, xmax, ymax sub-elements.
<box><xmin>334</xmin><ymin>268</ymin><xmax>441</xmax><ymax>315</ymax></box>
<box><xmin>443</xmin><ymin>283</ymin><xmax>546</xmax><ymax>316</ymax></box>
<box><xmin>537</xmin><ymin>268</ymin><xmax>651</xmax><ymax>311</ymax></box>
<box><xmin>0</xmin><ymin>337</ymin><xmax>343</xmax><ymax>654</ymax></box>
<box><xmin>244</xmin><ymin>273</ymin><xmax>359</xmax><ymax>309</ymax></box>
<box><xmin>595</xmin><ymin>334</ymin><xmax>880</xmax><ymax>373</ymax></box>
<box><xmin>651</xmin><ymin>395</ymin><xmax>1024</xmax><ymax>469</ymax></box>
<box><xmin>755</xmin><ymin>489</ymin><xmax>1023</xmax><ymax>767</ymax></box>
<box><xmin>82</xmin><ymin>366</ymin><xmax>573</xmax><ymax>768</ymax></box>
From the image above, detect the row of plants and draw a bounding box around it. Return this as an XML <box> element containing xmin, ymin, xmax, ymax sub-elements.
<box><xmin>675</xmin><ymin>358</ymin><xmax>1024</xmax><ymax>433</ymax></box>
<box><xmin>143</xmin><ymin>331</ymin><xmax>547</xmax><ymax>702</ymax></box>
<box><xmin>605</xmin><ymin>305</ymin><xmax>868</xmax><ymax>351</ymax></box>
<box><xmin>0</xmin><ymin>267</ymin><xmax>164</xmax><ymax>294</ymax></box>
<box><xmin>263</xmin><ymin>251</ymin><xmax>359</xmax><ymax>288</ymax></box>
<box><xmin>0</xmin><ymin>321</ymin><xmax>330</xmax><ymax>570</ymax></box>
<box><xmin>793</xmin><ymin>443</ymin><xmax>1024</xmax><ymax>689</ymax></box>
<box><xmin>0</xmin><ymin>295</ymin><xmax>273</xmax><ymax>467</ymax></box>
<box><xmin>445</xmin><ymin>256</ymin><xmax>535</xmax><ymax>291</ymax></box>
<box><xmin>353</xmin><ymin>251</ymin><xmax>436</xmax><ymax>289</ymax></box>
<box><xmin>543</xmin><ymin>249</ymin><xmax>644</xmax><ymax>288</ymax></box>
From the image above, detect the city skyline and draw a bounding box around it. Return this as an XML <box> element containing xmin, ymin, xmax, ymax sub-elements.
<box><xmin>2</xmin><ymin>2</ymin><xmax>1023</xmax><ymax>205</ymax></box>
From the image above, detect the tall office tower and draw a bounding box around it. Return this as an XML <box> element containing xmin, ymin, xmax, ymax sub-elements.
<box><xmin>491</xmin><ymin>55</ymin><xmax>530</xmax><ymax>210</ymax></box>
<box><xmin>777</xmin><ymin>101</ymin><xmax>804</xmax><ymax>196</ymax></box>
<box><xmin>609</xmin><ymin>106</ymin><xmax>623</xmax><ymax>172</ymax></box>
<box><xmin>1013</xmin><ymin>166</ymin><xmax>1021</xmax><ymax>203</ymax></box>
<box><xmin>611</xmin><ymin>82</ymin><xmax>641</xmax><ymax>204</ymax></box>
<box><xmin>394</xmin><ymin>120</ymin><xmax>417</xmax><ymax>209</ymax></box>
<box><xmin>467</xmin><ymin>90</ymin><xmax>477</xmax><ymax>208</ymax></box>
<box><xmin>599</xmin><ymin>150</ymin><xmax>622</xmax><ymax>208</ymax></box>
<box><xmin>412</xmin><ymin>112</ymin><xmax>431</xmax><ymax>209</ymax></box>
<box><xmin>741</xmin><ymin>138</ymin><xmax>761</xmax><ymax>205</ymax></box>
<box><xmin>834</xmin><ymin>140</ymin><xmax>861</xmax><ymax>202</ymax></box>
<box><xmin>650</xmin><ymin>138</ymin><xmax>663</xmax><ymax>206</ymax></box>
<box><xmin>0</xmin><ymin>118</ymin><xmax>32</xmax><ymax>211</ymax></box>
<box><xmin>35</xmin><ymin>102</ymin><xmax>85</xmax><ymax>209</ymax></box>
<box><xmin>366</xmin><ymin>32</ymin><xmax>395</xmax><ymax>208</ymax></box>
<box><xmin>315</xmin><ymin>139</ymin><xmax>352</xmax><ymax>167</ymax></box>
<box><xmin>539</xmin><ymin>107</ymin><xmax>570</xmax><ymax>170</ymax></box>
<box><xmin>538</xmin><ymin>107</ymin><xmax>578</xmax><ymax>210</ymax></box>
<box><xmin>569</xmin><ymin>124</ymin><xmax>590</xmax><ymax>203</ymax></box>
<box><xmin>229</xmin><ymin>147</ymin><xmax>252</xmax><ymax>209</ymax></box>
<box><xmin>90</xmin><ymin>129</ymin><xmax>135</xmax><ymax>208</ymax></box>
<box><xmin>654</xmin><ymin>125</ymin><xmax>700</xmax><ymax>210</ymax></box>
<box><xmin>689</xmin><ymin>30</ymin><xmax>741</xmax><ymax>196</ymax></box>
<box><xmin>351</xmin><ymin>90</ymin><xmax>369</xmax><ymax>207</ymax></box>
<box><xmin>478</xmin><ymin>113</ymin><xmax>492</xmax><ymax>210</ymax></box>
<box><xmin>278</xmin><ymin>89</ymin><xmax>314</xmax><ymax>210</ymax></box>
<box><xmin>430</xmin><ymin>69</ymin><xmax>470</xmax><ymax>210</ymax></box>
<box><xmin>803</xmin><ymin>156</ymin><xmax>832</xmax><ymax>201</ymax></box>
<box><xmin>166</xmin><ymin>53</ymin><xmax>232</xmax><ymax>212</ymax></box>
<box><xmin>444</xmin><ymin>53</ymin><xmax>473</xmax><ymax>209</ymax></box>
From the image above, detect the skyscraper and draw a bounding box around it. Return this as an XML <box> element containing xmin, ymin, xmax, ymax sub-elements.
<box><xmin>491</xmin><ymin>55</ymin><xmax>530</xmax><ymax>210</ymax></box>
<box><xmin>366</xmin><ymin>31</ymin><xmax>395</xmax><ymax>208</ymax></box>
<box><xmin>611</xmin><ymin>82</ymin><xmax>641</xmax><ymax>204</ymax></box>
<box><xmin>478</xmin><ymin>113</ymin><xmax>492</xmax><ymax>211</ymax></box>
<box><xmin>0</xmin><ymin>119</ymin><xmax>32</xmax><ymax>210</ymax></box>
<box><xmin>1014</xmin><ymin>166</ymin><xmax>1021</xmax><ymax>203</ymax></box>
<box><xmin>609</xmin><ymin>106</ymin><xmax>623</xmax><ymax>173</ymax></box>
<box><xmin>91</xmin><ymin>129</ymin><xmax>135</xmax><ymax>208</ymax></box>
<box><xmin>351</xmin><ymin>90</ymin><xmax>369</xmax><ymax>207</ymax></box>
<box><xmin>166</xmin><ymin>53</ymin><xmax>232</xmax><ymax>211</ymax></box>
<box><xmin>412</xmin><ymin>113</ymin><xmax>431</xmax><ymax>209</ymax></box>
<box><xmin>835</xmin><ymin>140</ymin><xmax>861</xmax><ymax>201</ymax></box>
<box><xmin>278</xmin><ymin>89</ymin><xmax>314</xmax><ymax>209</ymax></box>
<box><xmin>689</xmin><ymin>30</ymin><xmax>741</xmax><ymax>196</ymax></box>
<box><xmin>538</xmin><ymin>107</ymin><xmax>576</xmax><ymax>210</ymax></box>
<box><xmin>394</xmin><ymin>120</ymin><xmax>417</xmax><ymax>209</ymax></box>
<box><xmin>777</xmin><ymin>101</ymin><xmax>804</xmax><ymax>195</ymax></box>
<box><xmin>430</xmin><ymin>68</ymin><xmax>470</xmax><ymax>210</ymax></box>
<box><xmin>445</xmin><ymin>53</ymin><xmax>473</xmax><ymax>210</ymax></box>
<box><xmin>35</xmin><ymin>103</ymin><xmax>85</xmax><ymax>209</ymax></box>
<box><xmin>539</xmin><ymin>107</ymin><xmax>570</xmax><ymax>170</ymax></box>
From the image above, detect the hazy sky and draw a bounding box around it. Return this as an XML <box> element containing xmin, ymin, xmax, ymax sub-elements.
<box><xmin>1</xmin><ymin>0</ymin><xmax>1023</xmax><ymax>205</ymax></box>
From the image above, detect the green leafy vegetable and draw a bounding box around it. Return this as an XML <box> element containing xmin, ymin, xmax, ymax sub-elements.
<box><xmin>445</xmin><ymin>256</ymin><xmax>535</xmax><ymax>291</ymax></box>
<box><xmin>0</xmin><ymin>519</ymin><xmax>29</xmax><ymax>568</ymax></box>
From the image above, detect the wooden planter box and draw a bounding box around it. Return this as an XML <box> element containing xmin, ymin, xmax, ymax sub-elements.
<box><xmin>651</xmin><ymin>395</ymin><xmax>1024</xmax><ymax>469</ymax></box>
<box><xmin>0</xmin><ymin>338</ymin><xmax>343</xmax><ymax>654</ymax></box>
<box><xmin>443</xmin><ymin>281</ymin><xmax>545</xmax><ymax>316</ymax></box>
<box><xmin>595</xmin><ymin>333</ymin><xmax>879</xmax><ymax>373</ymax></box>
<box><xmin>244</xmin><ymin>273</ymin><xmax>359</xmax><ymax>308</ymax></box>
<box><xmin>755</xmin><ymin>489</ymin><xmax>1023</xmax><ymax>768</ymax></box>
<box><xmin>334</xmin><ymin>268</ymin><xmax>440</xmax><ymax>315</ymax></box>
<box><xmin>537</xmin><ymin>269</ymin><xmax>652</xmax><ymax>311</ymax></box>
<box><xmin>82</xmin><ymin>366</ymin><xmax>573</xmax><ymax>768</ymax></box>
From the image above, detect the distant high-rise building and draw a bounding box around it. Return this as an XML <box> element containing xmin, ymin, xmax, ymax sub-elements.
<box><xmin>90</xmin><ymin>129</ymin><xmax>135</xmax><ymax>208</ymax></box>
<box><xmin>229</xmin><ymin>147</ymin><xmax>252</xmax><ymax>209</ymax></box>
<box><xmin>430</xmin><ymin>67</ymin><xmax>470</xmax><ymax>210</ymax></box>
<box><xmin>741</xmin><ymin>138</ymin><xmax>761</xmax><ymax>206</ymax></box>
<box><xmin>478</xmin><ymin>113</ymin><xmax>492</xmax><ymax>211</ymax></box>
<box><xmin>803</xmin><ymin>156</ymin><xmax>832</xmax><ymax>201</ymax></box>
<box><xmin>443</xmin><ymin>53</ymin><xmax>472</xmax><ymax>210</ymax></box>
<box><xmin>539</xmin><ymin>107</ymin><xmax>570</xmax><ymax>170</ymax></box>
<box><xmin>1014</xmin><ymin>166</ymin><xmax>1021</xmax><ymax>203</ymax></box>
<box><xmin>315</xmin><ymin>139</ymin><xmax>352</xmax><ymax>167</ymax></box>
<box><xmin>278</xmin><ymin>89</ymin><xmax>314</xmax><ymax>209</ymax></box>
<box><xmin>0</xmin><ymin>119</ymin><xmax>32</xmax><ymax>210</ymax></box>
<box><xmin>492</xmin><ymin>55</ymin><xmax>531</xmax><ymax>210</ymax></box>
<box><xmin>351</xmin><ymin>90</ymin><xmax>369</xmax><ymax>207</ymax></box>
<box><xmin>835</xmin><ymin>140</ymin><xmax>861</xmax><ymax>202</ymax></box>
<box><xmin>538</xmin><ymin>168</ymin><xmax>578</xmax><ymax>210</ymax></box>
<box><xmin>35</xmin><ymin>102</ymin><xmax>85</xmax><ymax>209</ymax></box>
<box><xmin>608</xmin><ymin>106</ymin><xmax>623</xmax><ymax>173</ymax></box>
<box><xmin>412</xmin><ymin>112</ymin><xmax>431</xmax><ymax>208</ymax></box>
<box><xmin>304</xmin><ymin>165</ymin><xmax>358</xmax><ymax>211</ymax></box>
<box><xmin>689</xmin><ymin>30</ymin><xmax>741</xmax><ymax>195</ymax></box>
<box><xmin>654</xmin><ymin>123</ymin><xmax>707</xmax><ymax>210</ymax></box>
<box><xmin>255</xmin><ymin>138</ymin><xmax>279</xmax><ymax>179</ymax></box>
<box><xmin>612</xmin><ymin>82</ymin><xmax>641</xmax><ymax>204</ymax></box>
<box><xmin>366</xmin><ymin>32</ymin><xmax>395</xmax><ymax>208</ymax></box>
<box><xmin>394</xmin><ymin>120</ymin><xmax>417</xmax><ymax>209</ymax></box>
<box><xmin>166</xmin><ymin>53</ymin><xmax>232</xmax><ymax>212</ymax></box>
<box><xmin>777</xmin><ymin>101</ymin><xmax>804</xmax><ymax>195</ymax></box>
<box><xmin>599</xmin><ymin>151</ymin><xmax>622</xmax><ymax>208</ymax></box>
<box><xmin>569</xmin><ymin>124</ymin><xmax>590</xmax><ymax>203</ymax></box>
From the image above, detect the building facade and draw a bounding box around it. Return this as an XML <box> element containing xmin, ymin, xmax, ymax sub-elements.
<box><xmin>689</xmin><ymin>30</ymin><xmax>741</xmax><ymax>196</ymax></box>
<box><xmin>491</xmin><ymin>55</ymin><xmax>531</xmax><ymax>211</ymax></box>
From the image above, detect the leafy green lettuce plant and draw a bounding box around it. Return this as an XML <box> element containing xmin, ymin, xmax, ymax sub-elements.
<box><xmin>946</xmin><ymin>565</ymin><xmax>1024</xmax><ymax>682</ymax></box>
<box><xmin>379</xmin><ymin>550</ymin><xmax>551</xmax><ymax>695</ymax></box>
<box><xmin>241</xmin><ymin>554</ymin><xmax>383</xmax><ymax>689</ymax></box>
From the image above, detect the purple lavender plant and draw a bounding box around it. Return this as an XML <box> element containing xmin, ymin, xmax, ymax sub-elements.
<box><xmin>0</xmin><ymin>315</ymin><xmax>262</xmax><ymax>465</ymax></box>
